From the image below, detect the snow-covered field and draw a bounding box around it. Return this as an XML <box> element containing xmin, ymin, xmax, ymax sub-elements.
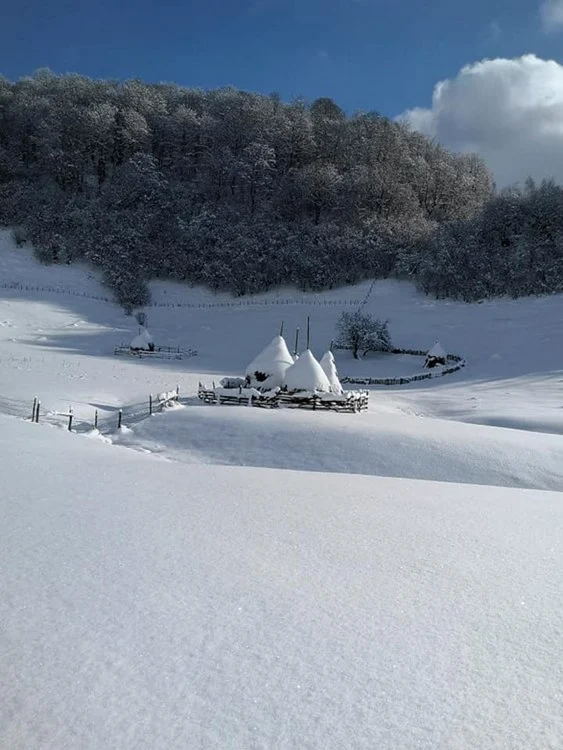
<box><xmin>0</xmin><ymin>229</ymin><xmax>562</xmax><ymax>748</ymax></box>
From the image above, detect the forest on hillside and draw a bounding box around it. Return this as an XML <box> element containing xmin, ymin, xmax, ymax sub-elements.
<box><xmin>0</xmin><ymin>70</ymin><xmax>562</xmax><ymax>308</ymax></box>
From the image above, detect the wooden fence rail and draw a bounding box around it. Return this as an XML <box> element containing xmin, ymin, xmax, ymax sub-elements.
<box><xmin>26</xmin><ymin>386</ymin><xmax>181</xmax><ymax>434</ymax></box>
<box><xmin>337</xmin><ymin>348</ymin><xmax>466</xmax><ymax>386</ymax></box>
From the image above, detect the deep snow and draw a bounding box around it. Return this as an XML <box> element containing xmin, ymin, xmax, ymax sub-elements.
<box><xmin>1</xmin><ymin>228</ymin><xmax>563</xmax><ymax>749</ymax></box>
<box><xmin>1</xmin><ymin>229</ymin><xmax>563</xmax><ymax>434</ymax></box>
<box><xmin>112</xmin><ymin>403</ymin><xmax>563</xmax><ymax>491</ymax></box>
<box><xmin>1</xmin><ymin>416</ymin><xmax>562</xmax><ymax>750</ymax></box>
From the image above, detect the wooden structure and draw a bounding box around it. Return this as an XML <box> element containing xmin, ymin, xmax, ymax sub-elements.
<box><xmin>197</xmin><ymin>383</ymin><xmax>368</xmax><ymax>413</ymax></box>
<box><xmin>114</xmin><ymin>344</ymin><xmax>197</xmax><ymax>360</ymax></box>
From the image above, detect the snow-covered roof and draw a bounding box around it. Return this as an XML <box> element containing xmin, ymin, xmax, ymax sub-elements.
<box><xmin>130</xmin><ymin>328</ymin><xmax>154</xmax><ymax>350</ymax></box>
<box><xmin>245</xmin><ymin>335</ymin><xmax>294</xmax><ymax>388</ymax></box>
<box><xmin>320</xmin><ymin>350</ymin><xmax>343</xmax><ymax>394</ymax></box>
<box><xmin>427</xmin><ymin>342</ymin><xmax>446</xmax><ymax>359</ymax></box>
<box><xmin>283</xmin><ymin>349</ymin><xmax>332</xmax><ymax>393</ymax></box>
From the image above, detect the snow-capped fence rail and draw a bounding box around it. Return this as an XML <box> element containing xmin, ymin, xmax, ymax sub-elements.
<box><xmin>338</xmin><ymin>348</ymin><xmax>466</xmax><ymax>386</ymax></box>
<box><xmin>197</xmin><ymin>383</ymin><xmax>369</xmax><ymax>413</ymax></box>
<box><xmin>2</xmin><ymin>386</ymin><xmax>182</xmax><ymax>434</ymax></box>
<box><xmin>0</xmin><ymin>281</ymin><xmax>362</xmax><ymax>312</ymax></box>
<box><xmin>114</xmin><ymin>344</ymin><xmax>198</xmax><ymax>360</ymax></box>
<box><xmin>277</xmin><ymin>390</ymin><xmax>369</xmax><ymax>413</ymax></box>
<box><xmin>149</xmin><ymin>298</ymin><xmax>363</xmax><ymax>310</ymax></box>
<box><xmin>0</xmin><ymin>281</ymin><xmax>112</xmax><ymax>302</ymax></box>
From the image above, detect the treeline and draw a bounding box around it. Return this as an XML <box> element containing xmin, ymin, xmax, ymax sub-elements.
<box><xmin>411</xmin><ymin>179</ymin><xmax>563</xmax><ymax>300</ymax></box>
<box><xmin>0</xmin><ymin>70</ymin><xmax>557</xmax><ymax>307</ymax></box>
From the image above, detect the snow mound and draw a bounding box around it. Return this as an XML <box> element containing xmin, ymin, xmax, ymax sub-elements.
<box><xmin>283</xmin><ymin>349</ymin><xmax>332</xmax><ymax>392</ymax></box>
<box><xmin>130</xmin><ymin>327</ymin><xmax>154</xmax><ymax>350</ymax></box>
<box><xmin>320</xmin><ymin>350</ymin><xmax>343</xmax><ymax>394</ymax></box>
<box><xmin>245</xmin><ymin>335</ymin><xmax>294</xmax><ymax>388</ymax></box>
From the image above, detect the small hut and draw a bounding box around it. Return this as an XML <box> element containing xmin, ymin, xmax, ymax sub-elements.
<box><xmin>425</xmin><ymin>341</ymin><xmax>447</xmax><ymax>368</ymax></box>
<box><xmin>130</xmin><ymin>327</ymin><xmax>155</xmax><ymax>352</ymax></box>
<box><xmin>320</xmin><ymin>350</ymin><xmax>343</xmax><ymax>394</ymax></box>
<box><xmin>283</xmin><ymin>349</ymin><xmax>332</xmax><ymax>393</ymax></box>
<box><xmin>245</xmin><ymin>335</ymin><xmax>294</xmax><ymax>389</ymax></box>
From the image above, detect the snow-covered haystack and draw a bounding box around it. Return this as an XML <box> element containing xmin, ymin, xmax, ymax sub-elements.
<box><xmin>320</xmin><ymin>350</ymin><xmax>343</xmax><ymax>394</ymax></box>
<box><xmin>130</xmin><ymin>327</ymin><xmax>154</xmax><ymax>351</ymax></box>
<box><xmin>245</xmin><ymin>335</ymin><xmax>294</xmax><ymax>389</ymax></box>
<box><xmin>425</xmin><ymin>341</ymin><xmax>447</xmax><ymax>368</ymax></box>
<box><xmin>283</xmin><ymin>349</ymin><xmax>332</xmax><ymax>393</ymax></box>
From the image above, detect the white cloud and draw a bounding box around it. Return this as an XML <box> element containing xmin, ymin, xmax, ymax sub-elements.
<box><xmin>540</xmin><ymin>0</ymin><xmax>563</xmax><ymax>32</ymax></box>
<box><xmin>400</xmin><ymin>55</ymin><xmax>563</xmax><ymax>186</ymax></box>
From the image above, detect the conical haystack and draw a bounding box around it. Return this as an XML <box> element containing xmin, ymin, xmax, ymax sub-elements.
<box><xmin>283</xmin><ymin>349</ymin><xmax>331</xmax><ymax>393</ymax></box>
<box><xmin>425</xmin><ymin>341</ymin><xmax>447</xmax><ymax>368</ymax></box>
<box><xmin>130</xmin><ymin>327</ymin><xmax>154</xmax><ymax>350</ymax></box>
<box><xmin>245</xmin><ymin>335</ymin><xmax>294</xmax><ymax>388</ymax></box>
<box><xmin>320</xmin><ymin>350</ymin><xmax>343</xmax><ymax>394</ymax></box>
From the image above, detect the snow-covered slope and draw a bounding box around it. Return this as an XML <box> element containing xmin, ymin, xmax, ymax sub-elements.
<box><xmin>1</xmin><ymin>228</ymin><xmax>563</xmax><ymax>433</ymax></box>
<box><xmin>112</xmin><ymin>404</ymin><xmax>563</xmax><ymax>491</ymax></box>
<box><xmin>1</xmin><ymin>229</ymin><xmax>563</xmax><ymax>749</ymax></box>
<box><xmin>1</xmin><ymin>416</ymin><xmax>562</xmax><ymax>750</ymax></box>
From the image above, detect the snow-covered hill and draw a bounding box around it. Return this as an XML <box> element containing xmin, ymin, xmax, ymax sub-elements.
<box><xmin>0</xmin><ymin>229</ymin><xmax>562</xmax><ymax>749</ymax></box>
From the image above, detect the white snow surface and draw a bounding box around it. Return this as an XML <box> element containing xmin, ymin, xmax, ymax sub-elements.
<box><xmin>1</xmin><ymin>229</ymin><xmax>563</xmax><ymax>748</ymax></box>
<box><xmin>245</xmin><ymin>334</ymin><xmax>294</xmax><ymax>388</ymax></box>
<box><xmin>283</xmin><ymin>348</ymin><xmax>332</xmax><ymax>392</ymax></box>
<box><xmin>320</xmin><ymin>349</ymin><xmax>343</xmax><ymax>394</ymax></box>
<box><xmin>1</xmin><ymin>417</ymin><xmax>563</xmax><ymax>750</ymax></box>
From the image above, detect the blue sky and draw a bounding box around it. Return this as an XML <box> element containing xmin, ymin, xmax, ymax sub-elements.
<box><xmin>1</xmin><ymin>0</ymin><xmax>559</xmax><ymax>116</ymax></box>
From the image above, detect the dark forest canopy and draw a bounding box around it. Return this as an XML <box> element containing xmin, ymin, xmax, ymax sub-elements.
<box><xmin>0</xmin><ymin>70</ymin><xmax>561</xmax><ymax>308</ymax></box>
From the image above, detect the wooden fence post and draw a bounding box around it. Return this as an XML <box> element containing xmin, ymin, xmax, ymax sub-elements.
<box><xmin>35</xmin><ymin>401</ymin><xmax>40</xmax><ymax>423</ymax></box>
<box><xmin>149</xmin><ymin>394</ymin><xmax>153</xmax><ymax>415</ymax></box>
<box><xmin>118</xmin><ymin>409</ymin><xmax>122</xmax><ymax>429</ymax></box>
<box><xmin>68</xmin><ymin>410</ymin><xmax>73</xmax><ymax>432</ymax></box>
<box><xmin>94</xmin><ymin>410</ymin><xmax>98</xmax><ymax>430</ymax></box>
<box><xmin>32</xmin><ymin>397</ymin><xmax>37</xmax><ymax>422</ymax></box>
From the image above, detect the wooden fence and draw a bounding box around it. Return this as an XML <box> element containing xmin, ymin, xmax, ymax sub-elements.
<box><xmin>197</xmin><ymin>383</ymin><xmax>369</xmax><ymax>413</ymax></box>
<box><xmin>1</xmin><ymin>281</ymin><xmax>362</xmax><ymax>311</ymax></box>
<box><xmin>338</xmin><ymin>348</ymin><xmax>466</xmax><ymax>386</ymax></box>
<box><xmin>28</xmin><ymin>387</ymin><xmax>181</xmax><ymax>434</ymax></box>
<box><xmin>114</xmin><ymin>345</ymin><xmax>198</xmax><ymax>360</ymax></box>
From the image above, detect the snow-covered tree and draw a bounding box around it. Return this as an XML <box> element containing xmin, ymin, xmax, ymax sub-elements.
<box><xmin>2</xmin><ymin>70</ymin><xmax>560</xmax><ymax>309</ymax></box>
<box><xmin>335</xmin><ymin>312</ymin><xmax>392</xmax><ymax>359</ymax></box>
